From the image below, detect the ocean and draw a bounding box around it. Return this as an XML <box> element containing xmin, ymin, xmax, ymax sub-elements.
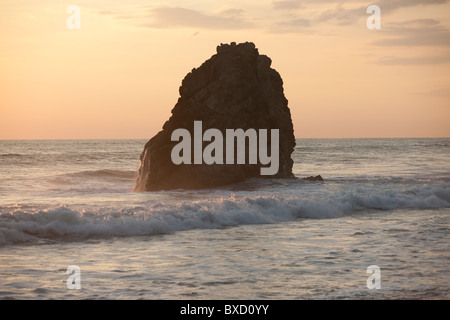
<box><xmin>0</xmin><ymin>138</ymin><xmax>449</xmax><ymax>299</ymax></box>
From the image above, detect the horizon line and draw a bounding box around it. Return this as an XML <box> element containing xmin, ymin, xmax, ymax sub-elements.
<box><xmin>1</xmin><ymin>136</ymin><xmax>449</xmax><ymax>141</ymax></box>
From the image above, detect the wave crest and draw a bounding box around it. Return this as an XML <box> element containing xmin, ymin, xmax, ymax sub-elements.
<box><xmin>1</xmin><ymin>183</ymin><xmax>449</xmax><ymax>246</ymax></box>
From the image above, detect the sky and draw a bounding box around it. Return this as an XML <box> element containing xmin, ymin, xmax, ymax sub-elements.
<box><xmin>1</xmin><ymin>0</ymin><xmax>449</xmax><ymax>139</ymax></box>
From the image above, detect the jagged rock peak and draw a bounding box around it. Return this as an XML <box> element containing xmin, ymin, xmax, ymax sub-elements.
<box><xmin>216</xmin><ymin>41</ymin><xmax>256</xmax><ymax>54</ymax></box>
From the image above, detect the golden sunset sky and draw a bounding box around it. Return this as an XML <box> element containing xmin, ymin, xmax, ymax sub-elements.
<box><xmin>1</xmin><ymin>0</ymin><xmax>449</xmax><ymax>139</ymax></box>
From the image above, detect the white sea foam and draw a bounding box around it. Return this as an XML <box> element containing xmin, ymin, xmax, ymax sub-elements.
<box><xmin>1</xmin><ymin>182</ymin><xmax>448</xmax><ymax>246</ymax></box>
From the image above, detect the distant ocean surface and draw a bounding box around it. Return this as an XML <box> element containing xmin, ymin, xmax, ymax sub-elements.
<box><xmin>0</xmin><ymin>138</ymin><xmax>449</xmax><ymax>299</ymax></box>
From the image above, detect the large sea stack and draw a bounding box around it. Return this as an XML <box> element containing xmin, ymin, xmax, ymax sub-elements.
<box><xmin>135</xmin><ymin>42</ymin><xmax>295</xmax><ymax>191</ymax></box>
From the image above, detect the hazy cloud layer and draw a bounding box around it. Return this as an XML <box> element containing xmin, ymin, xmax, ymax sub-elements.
<box><xmin>370</xmin><ymin>18</ymin><xmax>450</xmax><ymax>65</ymax></box>
<box><xmin>140</xmin><ymin>7</ymin><xmax>253</xmax><ymax>30</ymax></box>
<box><xmin>274</xmin><ymin>0</ymin><xmax>450</xmax><ymax>29</ymax></box>
<box><xmin>96</xmin><ymin>1</ymin><xmax>450</xmax><ymax>67</ymax></box>
<box><xmin>272</xmin><ymin>1</ymin><xmax>303</xmax><ymax>10</ymax></box>
<box><xmin>376</xmin><ymin>0</ymin><xmax>448</xmax><ymax>13</ymax></box>
<box><xmin>272</xmin><ymin>0</ymin><xmax>448</xmax><ymax>10</ymax></box>
<box><xmin>376</xmin><ymin>54</ymin><xmax>450</xmax><ymax>65</ymax></box>
<box><xmin>98</xmin><ymin>1</ymin><xmax>449</xmax><ymax>34</ymax></box>
<box><xmin>373</xmin><ymin>20</ymin><xmax>450</xmax><ymax>47</ymax></box>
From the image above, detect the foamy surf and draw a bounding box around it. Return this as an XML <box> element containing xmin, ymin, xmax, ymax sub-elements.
<box><xmin>1</xmin><ymin>181</ymin><xmax>448</xmax><ymax>246</ymax></box>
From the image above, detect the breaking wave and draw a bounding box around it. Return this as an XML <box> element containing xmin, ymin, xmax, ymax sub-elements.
<box><xmin>1</xmin><ymin>182</ymin><xmax>448</xmax><ymax>246</ymax></box>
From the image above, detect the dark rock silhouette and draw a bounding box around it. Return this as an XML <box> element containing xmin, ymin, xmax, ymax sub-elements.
<box><xmin>303</xmin><ymin>175</ymin><xmax>324</xmax><ymax>182</ymax></box>
<box><xmin>135</xmin><ymin>42</ymin><xmax>295</xmax><ymax>191</ymax></box>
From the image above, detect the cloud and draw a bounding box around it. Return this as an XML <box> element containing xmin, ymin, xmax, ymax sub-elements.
<box><xmin>377</xmin><ymin>0</ymin><xmax>449</xmax><ymax>13</ymax></box>
<box><xmin>272</xmin><ymin>1</ymin><xmax>303</xmax><ymax>10</ymax></box>
<box><xmin>141</xmin><ymin>7</ymin><xmax>254</xmax><ymax>30</ymax></box>
<box><xmin>315</xmin><ymin>6</ymin><xmax>361</xmax><ymax>25</ymax></box>
<box><xmin>96</xmin><ymin>1</ymin><xmax>450</xmax><ymax>36</ymax></box>
<box><xmin>97</xmin><ymin>6</ymin><xmax>254</xmax><ymax>30</ymax></box>
<box><xmin>418</xmin><ymin>86</ymin><xmax>450</xmax><ymax>97</ymax></box>
<box><xmin>270</xmin><ymin>17</ymin><xmax>311</xmax><ymax>33</ymax></box>
<box><xmin>395</xmin><ymin>19</ymin><xmax>440</xmax><ymax>27</ymax></box>
<box><xmin>372</xmin><ymin>21</ymin><xmax>450</xmax><ymax>47</ymax></box>
<box><xmin>220</xmin><ymin>8</ymin><xmax>245</xmax><ymax>16</ymax></box>
<box><xmin>281</xmin><ymin>17</ymin><xmax>311</xmax><ymax>27</ymax></box>
<box><xmin>370</xmin><ymin>19</ymin><xmax>450</xmax><ymax>66</ymax></box>
<box><xmin>97</xmin><ymin>10</ymin><xmax>116</xmax><ymax>16</ymax></box>
<box><xmin>309</xmin><ymin>0</ymin><xmax>449</xmax><ymax>25</ymax></box>
<box><xmin>375</xmin><ymin>54</ymin><xmax>450</xmax><ymax>65</ymax></box>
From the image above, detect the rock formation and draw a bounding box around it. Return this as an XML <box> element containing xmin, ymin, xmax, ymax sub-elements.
<box><xmin>303</xmin><ymin>175</ymin><xmax>324</xmax><ymax>182</ymax></box>
<box><xmin>135</xmin><ymin>42</ymin><xmax>296</xmax><ymax>191</ymax></box>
